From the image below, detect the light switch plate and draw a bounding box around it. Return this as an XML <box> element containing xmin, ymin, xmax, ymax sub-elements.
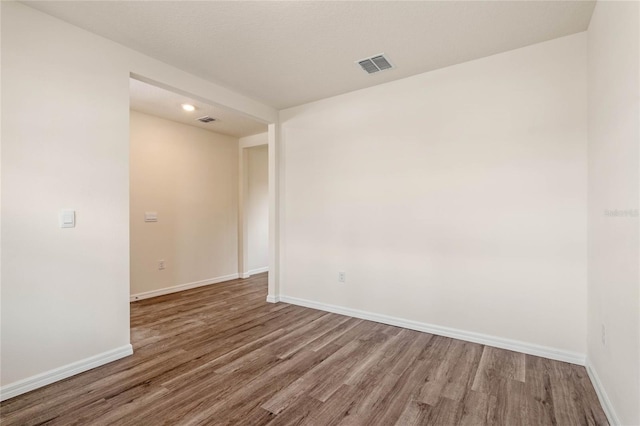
<box><xmin>59</xmin><ymin>210</ymin><xmax>75</xmax><ymax>228</ymax></box>
<box><xmin>144</xmin><ymin>212</ymin><xmax>158</xmax><ymax>222</ymax></box>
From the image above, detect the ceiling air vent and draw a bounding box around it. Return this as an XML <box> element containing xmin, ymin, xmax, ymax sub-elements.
<box><xmin>197</xmin><ymin>116</ymin><xmax>216</xmax><ymax>123</ymax></box>
<box><xmin>357</xmin><ymin>54</ymin><xmax>394</xmax><ymax>74</ymax></box>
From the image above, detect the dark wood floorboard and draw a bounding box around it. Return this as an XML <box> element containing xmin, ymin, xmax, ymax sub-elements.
<box><xmin>0</xmin><ymin>273</ymin><xmax>608</xmax><ymax>425</ymax></box>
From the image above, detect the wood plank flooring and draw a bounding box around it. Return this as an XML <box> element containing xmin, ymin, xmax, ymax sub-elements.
<box><xmin>0</xmin><ymin>273</ymin><xmax>608</xmax><ymax>425</ymax></box>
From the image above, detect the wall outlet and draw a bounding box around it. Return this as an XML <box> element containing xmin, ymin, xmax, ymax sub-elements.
<box><xmin>338</xmin><ymin>272</ymin><xmax>346</xmax><ymax>283</ymax></box>
<box><xmin>158</xmin><ymin>260</ymin><xmax>166</xmax><ymax>270</ymax></box>
<box><xmin>601</xmin><ymin>324</ymin><xmax>606</xmax><ymax>346</ymax></box>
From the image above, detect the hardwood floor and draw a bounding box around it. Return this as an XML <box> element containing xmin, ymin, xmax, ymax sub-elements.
<box><xmin>0</xmin><ymin>273</ymin><xmax>608</xmax><ymax>425</ymax></box>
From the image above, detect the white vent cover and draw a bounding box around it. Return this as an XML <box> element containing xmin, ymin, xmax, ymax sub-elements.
<box><xmin>197</xmin><ymin>116</ymin><xmax>216</xmax><ymax>123</ymax></box>
<box><xmin>357</xmin><ymin>54</ymin><xmax>394</xmax><ymax>74</ymax></box>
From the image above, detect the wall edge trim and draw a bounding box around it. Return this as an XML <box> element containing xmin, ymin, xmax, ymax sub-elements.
<box><xmin>586</xmin><ymin>358</ymin><xmax>621</xmax><ymax>425</ymax></box>
<box><xmin>246</xmin><ymin>267</ymin><xmax>269</xmax><ymax>276</ymax></box>
<box><xmin>130</xmin><ymin>273</ymin><xmax>239</xmax><ymax>301</ymax></box>
<box><xmin>279</xmin><ymin>295</ymin><xmax>586</xmax><ymax>365</ymax></box>
<box><xmin>0</xmin><ymin>344</ymin><xmax>133</xmax><ymax>401</ymax></box>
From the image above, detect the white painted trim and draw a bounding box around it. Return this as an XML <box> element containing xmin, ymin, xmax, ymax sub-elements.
<box><xmin>247</xmin><ymin>266</ymin><xmax>269</xmax><ymax>276</ymax></box>
<box><xmin>130</xmin><ymin>273</ymin><xmax>239</xmax><ymax>301</ymax></box>
<box><xmin>267</xmin><ymin>123</ymin><xmax>280</xmax><ymax>300</ymax></box>
<box><xmin>266</xmin><ymin>295</ymin><xmax>280</xmax><ymax>303</ymax></box>
<box><xmin>279</xmin><ymin>295</ymin><xmax>586</xmax><ymax>366</ymax></box>
<box><xmin>586</xmin><ymin>359</ymin><xmax>621</xmax><ymax>425</ymax></box>
<box><xmin>0</xmin><ymin>344</ymin><xmax>133</xmax><ymax>401</ymax></box>
<box><xmin>241</xmin><ymin>267</ymin><xmax>269</xmax><ymax>279</ymax></box>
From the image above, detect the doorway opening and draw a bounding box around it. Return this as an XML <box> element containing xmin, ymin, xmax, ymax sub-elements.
<box><xmin>128</xmin><ymin>76</ymin><xmax>274</xmax><ymax>305</ymax></box>
<box><xmin>239</xmin><ymin>141</ymin><xmax>269</xmax><ymax>279</ymax></box>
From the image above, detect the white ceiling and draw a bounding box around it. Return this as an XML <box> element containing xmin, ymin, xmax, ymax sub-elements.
<box><xmin>25</xmin><ymin>1</ymin><xmax>596</xmax><ymax>110</ymax></box>
<box><xmin>130</xmin><ymin>78</ymin><xmax>267</xmax><ymax>138</ymax></box>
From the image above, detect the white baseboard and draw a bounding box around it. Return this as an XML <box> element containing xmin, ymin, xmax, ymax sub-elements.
<box><xmin>0</xmin><ymin>344</ymin><xmax>133</xmax><ymax>401</ymax></box>
<box><xmin>130</xmin><ymin>273</ymin><xmax>239</xmax><ymax>301</ymax></box>
<box><xmin>278</xmin><ymin>295</ymin><xmax>586</xmax><ymax>366</ymax></box>
<box><xmin>241</xmin><ymin>267</ymin><xmax>269</xmax><ymax>279</ymax></box>
<box><xmin>586</xmin><ymin>359</ymin><xmax>620</xmax><ymax>425</ymax></box>
<box><xmin>266</xmin><ymin>294</ymin><xmax>280</xmax><ymax>303</ymax></box>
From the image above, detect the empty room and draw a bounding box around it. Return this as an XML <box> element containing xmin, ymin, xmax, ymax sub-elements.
<box><xmin>1</xmin><ymin>1</ymin><xmax>638</xmax><ymax>425</ymax></box>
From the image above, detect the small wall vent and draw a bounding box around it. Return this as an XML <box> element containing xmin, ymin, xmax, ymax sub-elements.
<box><xmin>357</xmin><ymin>54</ymin><xmax>394</xmax><ymax>74</ymax></box>
<box><xmin>197</xmin><ymin>116</ymin><xmax>216</xmax><ymax>123</ymax></box>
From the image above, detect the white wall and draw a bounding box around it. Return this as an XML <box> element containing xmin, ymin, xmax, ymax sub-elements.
<box><xmin>247</xmin><ymin>145</ymin><xmax>269</xmax><ymax>272</ymax></box>
<box><xmin>280</xmin><ymin>33</ymin><xmax>588</xmax><ymax>357</ymax></box>
<box><xmin>0</xmin><ymin>2</ymin><xmax>276</xmax><ymax>398</ymax></box>
<box><xmin>587</xmin><ymin>2</ymin><xmax>640</xmax><ymax>424</ymax></box>
<box><xmin>1</xmin><ymin>2</ymin><xmax>131</xmax><ymax>387</ymax></box>
<box><xmin>130</xmin><ymin>111</ymin><xmax>239</xmax><ymax>297</ymax></box>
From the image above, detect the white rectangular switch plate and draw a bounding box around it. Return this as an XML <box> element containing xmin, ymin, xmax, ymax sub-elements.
<box><xmin>59</xmin><ymin>210</ymin><xmax>75</xmax><ymax>228</ymax></box>
<box><xmin>144</xmin><ymin>212</ymin><xmax>158</xmax><ymax>222</ymax></box>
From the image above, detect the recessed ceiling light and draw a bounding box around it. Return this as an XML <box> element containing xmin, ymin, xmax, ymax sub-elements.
<box><xmin>181</xmin><ymin>104</ymin><xmax>195</xmax><ymax>112</ymax></box>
